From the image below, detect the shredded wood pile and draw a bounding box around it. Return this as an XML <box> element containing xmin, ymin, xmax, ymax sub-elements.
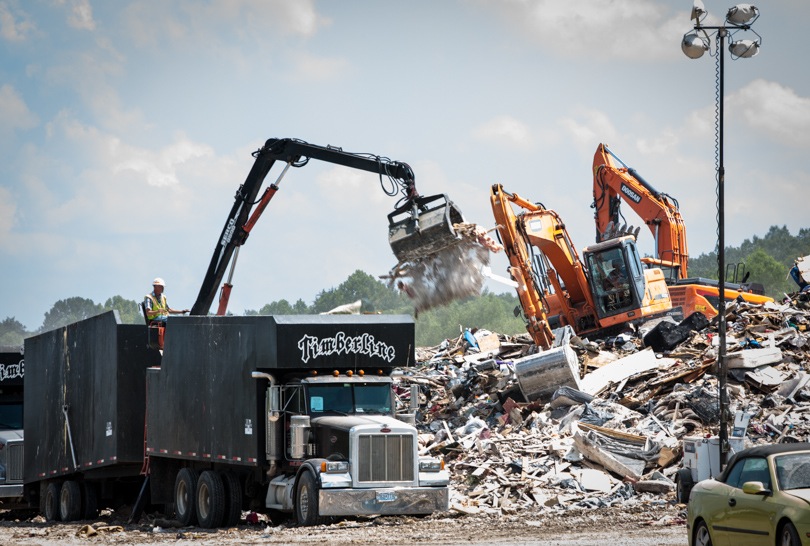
<box><xmin>396</xmin><ymin>291</ymin><xmax>810</xmax><ymax>515</ymax></box>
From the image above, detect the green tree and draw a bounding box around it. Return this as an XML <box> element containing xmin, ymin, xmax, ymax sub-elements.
<box><xmin>740</xmin><ymin>248</ymin><xmax>792</xmax><ymax>298</ymax></box>
<box><xmin>311</xmin><ymin>270</ymin><xmax>407</xmax><ymax>314</ymax></box>
<box><xmin>103</xmin><ymin>295</ymin><xmax>142</xmax><ymax>324</ymax></box>
<box><xmin>41</xmin><ymin>297</ymin><xmax>104</xmax><ymax>333</ymax></box>
<box><xmin>0</xmin><ymin>317</ymin><xmax>29</xmax><ymax>346</ymax></box>
<box><xmin>254</xmin><ymin>299</ymin><xmax>310</xmax><ymax>315</ymax></box>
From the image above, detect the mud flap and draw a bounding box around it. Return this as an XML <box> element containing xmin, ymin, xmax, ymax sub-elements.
<box><xmin>388</xmin><ymin>194</ymin><xmax>464</xmax><ymax>262</ymax></box>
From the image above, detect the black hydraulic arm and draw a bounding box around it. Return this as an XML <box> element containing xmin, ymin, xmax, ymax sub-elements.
<box><xmin>189</xmin><ymin>138</ymin><xmax>418</xmax><ymax>316</ymax></box>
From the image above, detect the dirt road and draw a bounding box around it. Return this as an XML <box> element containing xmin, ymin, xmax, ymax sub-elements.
<box><xmin>1</xmin><ymin>504</ymin><xmax>687</xmax><ymax>546</ymax></box>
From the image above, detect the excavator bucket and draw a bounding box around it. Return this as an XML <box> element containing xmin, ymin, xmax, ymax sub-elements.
<box><xmin>388</xmin><ymin>194</ymin><xmax>465</xmax><ymax>263</ymax></box>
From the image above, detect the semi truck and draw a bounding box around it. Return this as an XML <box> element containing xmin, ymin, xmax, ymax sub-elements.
<box><xmin>0</xmin><ymin>345</ymin><xmax>24</xmax><ymax>508</ymax></box>
<box><xmin>24</xmin><ymin>311</ymin><xmax>448</xmax><ymax>526</ymax></box>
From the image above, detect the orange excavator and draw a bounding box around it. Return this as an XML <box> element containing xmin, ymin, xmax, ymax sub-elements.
<box><xmin>591</xmin><ymin>143</ymin><xmax>772</xmax><ymax>318</ymax></box>
<box><xmin>490</xmin><ymin>183</ymin><xmax>679</xmax><ymax>349</ymax></box>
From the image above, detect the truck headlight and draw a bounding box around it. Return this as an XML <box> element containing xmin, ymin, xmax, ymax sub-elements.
<box><xmin>321</xmin><ymin>460</ymin><xmax>350</xmax><ymax>473</ymax></box>
<box><xmin>419</xmin><ymin>458</ymin><xmax>444</xmax><ymax>472</ymax></box>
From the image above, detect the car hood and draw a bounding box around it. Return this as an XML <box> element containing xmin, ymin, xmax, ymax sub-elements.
<box><xmin>784</xmin><ymin>489</ymin><xmax>810</xmax><ymax>505</ymax></box>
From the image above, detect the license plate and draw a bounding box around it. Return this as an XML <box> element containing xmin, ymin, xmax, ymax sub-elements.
<box><xmin>376</xmin><ymin>491</ymin><xmax>397</xmax><ymax>502</ymax></box>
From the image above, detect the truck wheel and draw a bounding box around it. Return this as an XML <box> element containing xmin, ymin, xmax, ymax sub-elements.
<box><xmin>44</xmin><ymin>482</ymin><xmax>61</xmax><ymax>521</ymax></box>
<box><xmin>82</xmin><ymin>481</ymin><xmax>99</xmax><ymax>519</ymax></box>
<box><xmin>220</xmin><ymin>471</ymin><xmax>242</xmax><ymax>527</ymax></box>
<box><xmin>174</xmin><ymin>468</ymin><xmax>199</xmax><ymax>526</ymax></box>
<box><xmin>295</xmin><ymin>471</ymin><xmax>325</xmax><ymax>526</ymax></box>
<box><xmin>59</xmin><ymin>480</ymin><xmax>82</xmax><ymax>521</ymax></box>
<box><xmin>196</xmin><ymin>470</ymin><xmax>225</xmax><ymax>529</ymax></box>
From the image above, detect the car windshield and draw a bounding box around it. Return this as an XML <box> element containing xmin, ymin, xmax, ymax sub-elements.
<box><xmin>307</xmin><ymin>383</ymin><xmax>391</xmax><ymax>415</ymax></box>
<box><xmin>776</xmin><ymin>453</ymin><xmax>810</xmax><ymax>491</ymax></box>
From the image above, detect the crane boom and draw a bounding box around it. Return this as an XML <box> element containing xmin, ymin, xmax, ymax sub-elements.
<box><xmin>190</xmin><ymin>138</ymin><xmax>461</xmax><ymax>316</ymax></box>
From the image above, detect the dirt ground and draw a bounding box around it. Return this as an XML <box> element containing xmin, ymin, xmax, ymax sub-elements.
<box><xmin>0</xmin><ymin>503</ymin><xmax>688</xmax><ymax>546</ymax></box>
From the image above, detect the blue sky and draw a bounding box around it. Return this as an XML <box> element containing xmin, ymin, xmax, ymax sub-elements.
<box><xmin>1</xmin><ymin>0</ymin><xmax>808</xmax><ymax>331</ymax></box>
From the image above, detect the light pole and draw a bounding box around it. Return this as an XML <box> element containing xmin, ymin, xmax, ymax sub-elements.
<box><xmin>681</xmin><ymin>1</ymin><xmax>761</xmax><ymax>467</ymax></box>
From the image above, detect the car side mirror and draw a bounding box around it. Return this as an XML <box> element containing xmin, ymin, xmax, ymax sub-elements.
<box><xmin>742</xmin><ymin>481</ymin><xmax>771</xmax><ymax>495</ymax></box>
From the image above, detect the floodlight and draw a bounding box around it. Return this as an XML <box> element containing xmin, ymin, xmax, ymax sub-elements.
<box><xmin>726</xmin><ymin>4</ymin><xmax>758</xmax><ymax>25</ymax></box>
<box><xmin>729</xmin><ymin>39</ymin><xmax>760</xmax><ymax>58</ymax></box>
<box><xmin>682</xmin><ymin>31</ymin><xmax>709</xmax><ymax>59</ymax></box>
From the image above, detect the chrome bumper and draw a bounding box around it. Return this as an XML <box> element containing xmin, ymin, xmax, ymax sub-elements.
<box><xmin>318</xmin><ymin>486</ymin><xmax>448</xmax><ymax>516</ymax></box>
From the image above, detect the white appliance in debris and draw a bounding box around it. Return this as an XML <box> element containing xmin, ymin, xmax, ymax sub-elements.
<box><xmin>682</xmin><ymin>411</ymin><xmax>750</xmax><ymax>481</ymax></box>
<box><xmin>676</xmin><ymin>411</ymin><xmax>751</xmax><ymax>503</ymax></box>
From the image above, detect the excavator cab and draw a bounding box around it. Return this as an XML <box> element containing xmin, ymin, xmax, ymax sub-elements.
<box><xmin>387</xmin><ymin>193</ymin><xmax>465</xmax><ymax>263</ymax></box>
<box><xmin>584</xmin><ymin>237</ymin><xmax>648</xmax><ymax>319</ymax></box>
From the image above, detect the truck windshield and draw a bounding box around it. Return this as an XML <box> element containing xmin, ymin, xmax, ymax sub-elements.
<box><xmin>308</xmin><ymin>383</ymin><xmax>391</xmax><ymax>415</ymax></box>
<box><xmin>0</xmin><ymin>403</ymin><xmax>23</xmax><ymax>430</ymax></box>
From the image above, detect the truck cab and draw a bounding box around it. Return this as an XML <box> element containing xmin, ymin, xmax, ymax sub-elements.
<box><xmin>262</xmin><ymin>372</ymin><xmax>449</xmax><ymax>524</ymax></box>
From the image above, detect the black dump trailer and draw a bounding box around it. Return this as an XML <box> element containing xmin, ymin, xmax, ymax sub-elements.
<box><xmin>23</xmin><ymin>311</ymin><xmax>161</xmax><ymax>520</ymax></box>
<box><xmin>24</xmin><ymin>311</ymin><xmax>448</xmax><ymax>526</ymax></box>
<box><xmin>0</xmin><ymin>345</ymin><xmax>24</xmax><ymax>507</ymax></box>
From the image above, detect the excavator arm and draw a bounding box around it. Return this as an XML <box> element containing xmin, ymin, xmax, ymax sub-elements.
<box><xmin>490</xmin><ymin>184</ymin><xmax>598</xmax><ymax>348</ymax></box>
<box><xmin>592</xmin><ymin>143</ymin><xmax>689</xmax><ymax>279</ymax></box>
<box><xmin>190</xmin><ymin>138</ymin><xmax>462</xmax><ymax>316</ymax></box>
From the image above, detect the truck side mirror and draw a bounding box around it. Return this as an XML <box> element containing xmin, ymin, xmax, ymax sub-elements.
<box><xmin>410</xmin><ymin>384</ymin><xmax>420</xmax><ymax>412</ymax></box>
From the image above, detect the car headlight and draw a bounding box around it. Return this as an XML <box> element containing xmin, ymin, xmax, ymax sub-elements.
<box><xmin>419</xmin><ymin>459</ymin><xmax>444</xmax><ymax>472</ymax></box>
<box><xmin>321</xmin><ymin>460</ymin><xmax>350</xmax><ymax>473</ymax></box>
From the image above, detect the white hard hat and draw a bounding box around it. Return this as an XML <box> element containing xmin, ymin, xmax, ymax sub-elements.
<box><xmin>152</xmin><ymin>277</ymin><xmax>165</xmax><ymax>286</ymax></box>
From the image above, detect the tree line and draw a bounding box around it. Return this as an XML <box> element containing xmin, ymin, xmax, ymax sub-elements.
<box><xmin>3</xmin><ymin>225</ymin><xmax>808</xmax><ymax>348</ymax></box>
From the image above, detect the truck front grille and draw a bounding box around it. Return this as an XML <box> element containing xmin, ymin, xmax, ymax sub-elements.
<box><xmin>6</xmin><ymin>441</ymin><xmax>24</xmax><ymax>482</ymax></box>
<box><xmin>357</xmin><ymin>434</ymin><xmax>414</xmax><ymax>483</ymax></box>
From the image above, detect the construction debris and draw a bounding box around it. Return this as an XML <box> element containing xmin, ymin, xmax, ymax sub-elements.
<box><xmin>397</xmin><ymin>291</ymin><xmax>810</xmax><ymax>515</ymax></box>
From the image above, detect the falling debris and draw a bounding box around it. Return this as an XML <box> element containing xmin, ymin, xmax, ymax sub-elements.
<box><xmin>385</xmin><ymin>223</ymin><xmax>502</xmax><ymax>314</ymax></box>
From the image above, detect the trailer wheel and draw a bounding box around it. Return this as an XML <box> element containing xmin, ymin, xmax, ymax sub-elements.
<box><xmin>174</xmin><ymin>468</ymin><xmax>199</xmax><ymax>526</ymax></box>
<box><xmin>220</xmin><ymin>471</ymin><xmax>242</xmax><ymax>527</ymax></box>
<box><xmin>196</xmin><ymin>470</ymin><xmax>225</xmax><ymax>529</ymax></box>
<box><xmin>44</xmin><ymin>482</ymin><xmax>61</xmax><ymax>522</ymax></box>
<box><xmin>295</xmin><ymin>471</ymin><xmax>325</xmax><ymax>526</ymax></box>
<box><xmin>82</xmin><ymin>481</ymin><xmax>99</xmax><ymax>519</ymax></box>
<box><xmin>675</xmin><ymin>469</ymin><xmax>694</xmax><ymax>504</ymax></box>
<box><xmin>59</xmin><ymin>480</ymin><xmax>82</xmax><ymax>521</ymax></box>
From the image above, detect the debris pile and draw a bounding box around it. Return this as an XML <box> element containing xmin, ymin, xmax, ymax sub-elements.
<box><xmin>397</xmin><ymin>293</ymin><xmax>810</xmax><ymax>515</ymax></box>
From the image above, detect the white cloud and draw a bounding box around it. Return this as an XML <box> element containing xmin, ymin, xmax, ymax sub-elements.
<box><xmin>0</xmin><ymin>1</ymin><xmax>35</xmax><ymax>41</ymax></box>
<box><xmin>289</xmin><ymin>52</ymin><xmax>350</xmax><ymax>82</ymax></box>
<box><xmin>0</xmin><ymin>186</ymin><xmax>15</xmax><ymax>246</ymax></box>
<box><xmin>0</xmin><ymin>84</ymin><xmax>38</xmax><ymax>135</ymax></box>
<box><xmin>478</xmin><ymin>0</ymin><xmax>684</xmax><ymax>61</ymax></box>
<box><xmin>559</xmin><ymin>108</ymin><xmax>620</xmax><ymax>153</ymax></box>
<box><xmin>729</xmin><ymin>79</ymin><xmax>810</xmax><ymax>149</ymax></box>
<box><xmin>472</xmin><ymin>115</ymin><xmax>534</xmax><ymax>150</ymax></box>
<box><xmin>67</xmin><ymin>0</ymin><xmax>95</xmax><ymax>31</ymax></box>
<box><xmin>122</xmin><ymin>0</ymin><xmax>328</xmax><ymax>50</ymax></box>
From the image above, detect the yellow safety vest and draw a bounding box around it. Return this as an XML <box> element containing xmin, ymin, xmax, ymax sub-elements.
<box><xmin>145</xmin><ymin>293</ymin><xmax>168</xmax><ymax>321</ymax></box>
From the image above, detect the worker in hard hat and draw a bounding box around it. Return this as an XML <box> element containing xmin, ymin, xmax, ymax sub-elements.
<box><xmin>144</xmin><ymin>278</ymin><xmax>189</xmax><ymax>324</ymax></box>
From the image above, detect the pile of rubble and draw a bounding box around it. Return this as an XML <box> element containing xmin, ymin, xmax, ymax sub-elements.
<box><xmin>399</xmin><ymin>291</ymin><xmax>810</xmax><ymax>515</ymax></box>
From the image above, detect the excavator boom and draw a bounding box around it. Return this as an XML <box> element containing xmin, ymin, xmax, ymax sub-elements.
<box><xmin>592</xmin><ymin>143</ymin><xmax>689</xmax><ymax>280</ymax></box>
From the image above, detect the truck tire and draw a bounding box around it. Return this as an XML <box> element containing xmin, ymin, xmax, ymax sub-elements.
<box><xmin>59</xmin><ymin>480</ymin><xmax>82</xmax><ymax>521</ymax></box>
<box><xmin>196</xmin><ymin>470</ymin><xmax>225</xmax><ymax>529</ymax></box>
<box><xmin>44</xmin><ymin>482</ymin><xmax>61</xmax><ymax>522</ymax></box>
<box><xmin>295</xmin><ymin>471</ymin><xmax>325</xmax><ymax>526</ymax></box>
<box><xmin>82</xmin><ymin>481</ymin><xmax>99</xmax><ymax>519</ymax></box>
<box><xmin>174</xmin><ymin>468</ymin><xmax>199</xmax><ymax>526</ymax></box>
<box><xmin>220</xmin><ymin>471</ymin><xmax>242</xmax><ymax>527</ymax></box>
